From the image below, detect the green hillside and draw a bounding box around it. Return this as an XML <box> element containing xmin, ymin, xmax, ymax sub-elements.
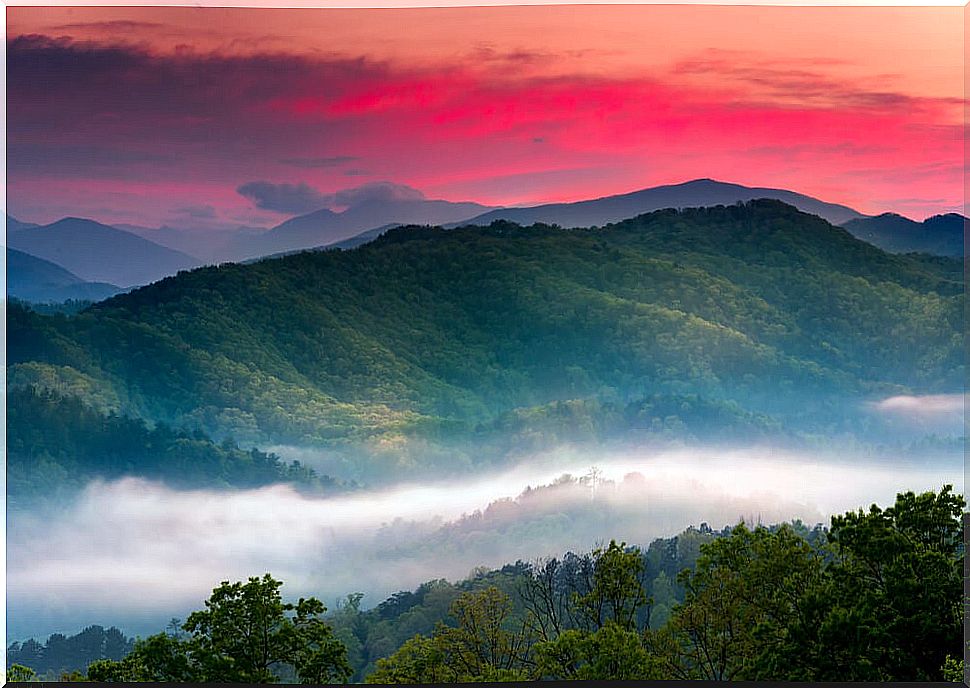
<box><xmin>8</xmin><ymin>201</ymin><xmax>963</xmax><ymax>462</ymax></box>
<box><xmin>6</xmin><ymin>386</ymin><xmax>340</xmax><ymax>505</ymax></box>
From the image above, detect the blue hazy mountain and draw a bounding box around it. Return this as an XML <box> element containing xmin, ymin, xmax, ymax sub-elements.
<box><xmin>230</xmin><ymin>198</ymin><xmax>494</xmax><ymax>260</ymax></box>
<box><xmin>7</xmin><ymin>248</ymin><xmax>122</xmax><ymax>303</ymax></box>
<box><xmin>842</xmin><ymin>212</ymin><xmax>966</xmax><ymax>257</ymax></box>
<box><xmin>116</xmin><ymin>223</ymin><xmax>268</xmax><ymax>264</ymax></box>
<box><xmin>8</xmin><ymin>217</ymin><xmax>200</xmax><ymax>288</ymax></box>
<box><xmin>455</xmin><ymin>179</ymin><xmax>864</xmax><ymax>229</ymax></box>
<box><xmin>7</xmin><ymin>214</ymin><xmax>39</xmax><ymax>234</ymax></box>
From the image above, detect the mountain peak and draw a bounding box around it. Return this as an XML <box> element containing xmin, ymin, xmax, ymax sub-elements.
<box><xmin>843</xmin><ymin>211</ymin><xmax>965</xmax><ymax>256</ymax></box>
<box><xmin>47</xmin><ymin>216</ymin><xmax>116</xmax><ymax>230</ymax></box>
<box><xmin>8</xmin><ymin>217</ymin><xmax>200</xmax><ymax>287</ymax></box>
<box><xmin>455</xmin><ymin>178</ymin><xmax>864</xmax><ymax>229</ymax></box>
<box><xmin>680</xmin><ymin>177</ymin><xmax>726</xmax><ymax>186</ymax></box>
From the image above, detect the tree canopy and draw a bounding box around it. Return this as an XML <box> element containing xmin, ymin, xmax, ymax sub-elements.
<box><xmin>86</xmin><ymin>575</ymin><xmax>351</xmax><ymax>684</ymax></box>
<box><xmin>9</xmin><ymin>202</ymin><xmax>962</xmax><ymax>456</ymax></box>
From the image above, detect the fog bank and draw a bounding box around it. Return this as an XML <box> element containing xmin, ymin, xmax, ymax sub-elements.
<box><xmin>8</xmin><ymin>445</ymin><xmax>962</xmax><ymax>640</ymax></box>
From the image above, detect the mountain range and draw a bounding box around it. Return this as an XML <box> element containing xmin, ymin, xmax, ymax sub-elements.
<box><xmin>226</xmin><ymin>197</ymin><xmax>494</xmax><ymax>261</ymax></box>
<box><xmin>6</xmin><ymin>248</ymin><xmax>122</xmax><ymax>303</ymax></box>
<box><xmin>6</xmin><ymin>180</ymin><xmax>965</xmax><ymax>305</ymax></box>
<box><xmin>7</xmin><ymin>217</ymin><xmax>200</xmax><ymax>288</ymax></box>
<box><xmin>842</xmin><ymin>212</ymin><xmax>966</xmax><ymax>257</ymax></box>
<box><xmin>10</xmin><ymin>201</ymin><xmax>962</xmax><ymax>468</ymax></box>
<box><xmin>307</xmin><ymin>179</ymin><xmax>966</xmax><ymax>257</ymax></box>
<box><xmin>114</xmin><ymin>223</ymin><xmax>267</xmax><ymax>264</ymax></box>
<box><xmin>451</xmin><ymin>178</ymin><xmax>865</xmax><ymax>228</ymax></box>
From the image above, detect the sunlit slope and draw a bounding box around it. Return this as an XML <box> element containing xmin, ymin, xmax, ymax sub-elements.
<box><xmin>8</xmin><ymin>200</ymin><xmax>963</xmax><ymax>444</ymax></box>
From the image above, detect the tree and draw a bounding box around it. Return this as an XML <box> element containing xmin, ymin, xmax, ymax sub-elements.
<box><xmin>366</xmin><ymin>586</ymin><xmax>530</xmax><ymax>683</ymax></box>
<box><xmin>58</xmin><ymin>670</ymin><xmax>89</xmax><ymax>681</ymax></box>
<box><xmin>531</xmin><ymin>541</ymin><xmax>655</xmax><ymax>680</ymax></box>
<box><xmin>366</xmin><ymin>634</ymin><xmax>451</xmax><ymax>684</ymax></box>
<box><xmin>942</xmin><ymin>656</ymin><xmax>964</xmax><ymax>682</ymax></box>
<box><xmin>7</xmin><ymin>664</ymin><xmax>37</xmax><ymax>682</ymax></box>
<box><xmin>576</xmin><ymin>540</ymin><xmax>650</xmax><ymax>632</ymax></box>
<box><xmin>87</xmin><ymin>574</ymin><xmax>351</xmax><ymax>683</ymax></box>
<box><xmin>813</xmin><ymin>485</ymin><xmax>964</xmax><ymax>680</ymax></box>
<box><xmin>648</xmin><ymin>486</ymin><xmax>965</xmax><ymax>682</ymax></box>
<box><xmin>435</xmin><ymin>586</ymin><xmax>531</xmax><ymax>677</ymax></box>
<box><xmin>647</xmin><ymin>523</ymin><xmax>826</xmax><ymax>680</ymax></box>
<box><xmin>519</xmin><ymin>551</ymin><xmax>595</xmax><ymax>643</ymax></box>
<box><xmin>535</xmin><ymin>621</ymin><xmax>660</xmax><ymax>680</ymax></box>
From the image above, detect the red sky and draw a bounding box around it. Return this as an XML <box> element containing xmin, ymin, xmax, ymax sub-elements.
<box><xmin>6</xmin><ymin>5</ymin><xmax>964</xmax><ymax>228</ymax></box>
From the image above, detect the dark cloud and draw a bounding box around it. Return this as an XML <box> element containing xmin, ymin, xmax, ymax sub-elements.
<box><xmin>6</xmin><ymin>34</ymin><xmax>394</xmax><ymax>168</ymax></box>
<box><xmin>50</xmin><ymin>20</ymin><xmax>166</xmax><ymax>32</ymax></box>
<box><xmin>237</xmin><ymin>181</ymin><xmax>328</xmax><ymax>214</ymax></box>
<box><xmin>279</xmin><ymin>156</ymin><xmax>358</xmax><ymax>169</ymax></box>
<box><xmin>174</xmin><ymin>204</ymin><xmax>217</xmax><ymax>219</ymax></box>
<box><xmin>329</xmin><ymin>181</ymin><xmax>424</xmax><ymax>207</ymax></box>
<box><xmin>8</xmin><ymin>142</ymin><xmax>177</xmax><ymax>179</ymax></box>
<box><xmin>671</xmin><ymin>49</ymin><xmax>947</xmax><ymax>113</ymax></box>
<box><xmin>471</xmin><ymin>45</ymin><xmax>554</xmax><ymax>66</ymax></box>
<box><xmin>237</xmin><ymin>180</ymin><xmax>425</xmax><ymax>214</ymax></box>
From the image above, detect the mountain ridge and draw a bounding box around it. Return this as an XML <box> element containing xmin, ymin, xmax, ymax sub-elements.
<box><xmin>8</xmin><ymin>217</ymin><xmax>200</xmax><ymax>288</ymax></box>
<box><xmin>6</xmin><ymin>248</ymin><xmax>122</xmax><ymax>303</ymax></box>
<box><xmin>842</xmin><ymin>212</ymin><xmax>966</xmax><ymax>257</ymax></box>
<box><xmin>10</xmin><ymin>200</ymin><xmax>961</xmax><ymax>454</ymax></box>
<box><xmin>452</xmin><ymin>178</ymin><xmax>866</xmax><ymax>229</ymax></box>
<box><xmin>228</xmin><ymin>198</ymin><xmax>495</xmax><ymax>260</ymax></box>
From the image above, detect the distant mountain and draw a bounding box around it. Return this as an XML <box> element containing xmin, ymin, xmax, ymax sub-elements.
<box><xmin>7</xmin><ymin>215</ymin><xmax>38</xmax><ymax>234</ymax></box>
<box><xmin>842</xmin><ymin>213</ymin><xmax>966</xmax><ymax>257</ymax></box>
<box><xmin>230</xmin><ymin>198</ymin><xmax>494</xmax><ymax>260</ymax></box>
<box><xmin>455</xmin><ymin>179</ymin><xmax>865</xmax><ymax>229</ymax></box>
<box><xmin>327</xmin><ymin>223</ymin><xmax>402</xmax><ymax>250</ymax></box>
<box><xmin>239</xmin><ymin>224</ymin><xmax>405</xmax><ymax>265</ymax></box>
<box><xmin>116</xmin><ymin>223</ymin><xmax>269</xmax><ymax>264</ymax></box>
<box><xmin>7</xmin><ymin>248</ymin><xmax>121</xmax><ymax>303</ymax></box>
<box><xmin>8</xmin><ymin>218</ymin><xmax>200</xmax><ymax>287</ymax></box>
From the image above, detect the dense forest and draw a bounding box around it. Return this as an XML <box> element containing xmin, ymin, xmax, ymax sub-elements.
<box><xmin>7</xmin><ymin>627</ymin><xmax>135</xmax><ymax>681</ymax></box>
<box><xmin>7</xmin><ymin>486</ymin><xmax>964</xmax><ymax>683</ymax></box>
<box><xmin>7</xmin><ymin>201</ymin><xmax>964</xmax><ymax>490</ymax></box>
<box><xmin>7</xmin><ymin>386</ymin><xmax>344</xmax><ymax>506</ymax></box>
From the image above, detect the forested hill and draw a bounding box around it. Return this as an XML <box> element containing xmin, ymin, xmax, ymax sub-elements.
<box><xmin>8</xmin><ymin>200</ymin><xmax>963</xmax><ymax>449</ymax></box>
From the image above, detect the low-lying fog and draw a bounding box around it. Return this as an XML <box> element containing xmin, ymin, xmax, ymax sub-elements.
<box><xmin>8</xmin><ymin>442</ymin><xmax>963</xmax><ymax>641</ymax></box>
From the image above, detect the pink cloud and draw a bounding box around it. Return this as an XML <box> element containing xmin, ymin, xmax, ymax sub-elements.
<box><xmin>5</xmin><ymin>32</ymin><xmax>963</xmax><ymax>225</ymax></box>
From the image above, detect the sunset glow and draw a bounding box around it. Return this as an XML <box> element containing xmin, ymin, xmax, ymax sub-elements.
<box><xmin>6</xmin><ymin>5</ymin><xmax>964</xmax><ymax>227</ymax></box>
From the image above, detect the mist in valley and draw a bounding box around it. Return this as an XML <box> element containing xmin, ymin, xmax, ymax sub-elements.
<box><xmin>8</xmin><ymin>424</ymin><xmax>963</xmax><ymax>642</ymax></box>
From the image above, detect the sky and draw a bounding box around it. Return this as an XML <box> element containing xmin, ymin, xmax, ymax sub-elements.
<box><xmin>5</xmin><ymin>5</ymin><xmax>964</xmax><ymax>228</ymax></box>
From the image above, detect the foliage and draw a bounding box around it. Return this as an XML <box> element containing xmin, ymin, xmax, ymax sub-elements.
<box><xmin>6</xmin><ymin>664</ymin><xmax>37</xmax><ymax>682</ymax></box>
<box><xmin>7</xmin><ymin>386</ymin><xmax>339</xmax><ymax>505</ymax></box>
<box><xmin>366</xmin><ymin>586</ymin><xmax>530</xmax><ymax>683</ymax></box>
<box><xmin>652</xmin><ymin>485</ymin><xmax>964</xmax><ymax>681</ymax></box>
<box><xmin>647</xmin><ymin>523</ymin><xmax>826</xmax><ymax>679</ymax></box>
<box><xmin>6</xmin><ymin>626</ymin><xmax>133</xmax><ymax>680</ymax></box>
<box><xmin>942</xmin><ymin>655</ymin><xmax>965</xmax><ymax>682</ymax></box>
<box><xmin>369</xmin><ymin>541</ymin><xmax>657</xmax><ymax>682</ymax></box>
<box><xmin>364</xmin><ymin>486</ymin><xmax>964</xmax><ymax>682</ymax></box>
<box><xmin>535</xmin><ymin>621</ymin><xmax>660</xmax><ymax>680</ymax></box>
<box><xmin>811</xmin><ymin>485</ymin><xmax>964</xmax><ymax>680</ymax></box>
<box><xmin>9</xmin><ymin>201</ymin><xmax>963</xmax><ymax>454</ymax></box>
<box><xmin>85</xmin><ymin>574</ymin><xmax>352</xmax><ymax>683</ymax></box>
<box><xmin>574</xmin><ymin>540</ymin><xmax>651</xmax><ymax>631</ymax></box>
<box><xmin>9</xmin><ymin>297</ymin><xmax>96</xmax><ymax>316</ymax></box>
